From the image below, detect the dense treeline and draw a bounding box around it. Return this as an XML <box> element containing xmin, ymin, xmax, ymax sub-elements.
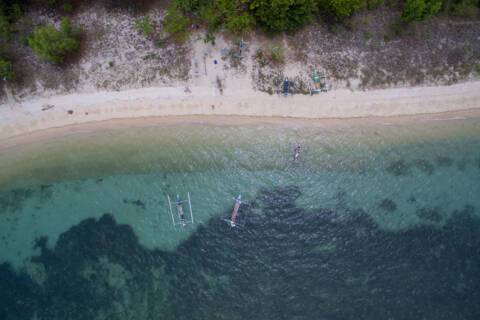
<box><xmin>163</xmin><ymin>0</ymin><xmax>479</xmax><ymax>38</ymax></box>
<box><xmin>165</xmin><ymin>0</ymin><xmax>372</xmax><ymax>36</ymax></box>
<box><xmin>0</xmin><ymin>1</ymin><xmax>23</xmax><ymax>79</ymax></box>
<box><xmin>0</xmin><ymin>0</ymin><xmax>479</xmax><ymax>79</ymax></box>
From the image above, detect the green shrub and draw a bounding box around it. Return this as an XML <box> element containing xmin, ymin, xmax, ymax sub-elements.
<box><xmin>134</xmin><ymin>16</ymin><xmax>154</xmax><ymax>37</ymax></box>
<box><xmin>198</xmin><ymin>3</ymin><xmax>222</xmax><ymax>32</ymax></box>
<box><xmin>383</xmin><ymin>17</ymin><xmax>410</xmax><ymax>40</ymax></box>
<box><xmin>63</xmin><ymin>2</ymin><xmax>74</xmax><ymax>13</ymax></box>
<box><xmin>0</xmin><ymin>1</ymin><xmax>23</xmax><ymax>44</ymax></box>
<box><xmin>255</xmin><ymin>46</ymin><xmax>286</xmax><ymax>66</ymax></box>
<box><xmin>475</xmin><ymin>63</ymin><xmax>480</xmax><ymax>74</ymax></box>
<box><xmin>163</xmin><ymin>4</ymin><xmax>190</xmax><ymax>41</ymax></box>
<box><xmin>446</xmin><ymin>0</ymin><xmax>479</xmax><ymax>18</ymax></box>
<box><xmin>0</xmin><ymin>58</ymin><xmax>14</xmax><ymax>80</ymax></box>
<box><xmin>7</xmin><ymin>3</ymin><xmax>23</xmax><ymax>21</ymax></box>
<box><xmin>168</xmin><ymin>0</ymin><xmax>372</xmax><ymax>34</ymax></box>
<box><xmin>401</xmin><ymin>0</ymin><xmax>442</xmax><ymax>22</ymax></box>
<box><xmin>225</xmin><ymin>12</ymin><xmax>254</xmax><ymax>34</ymax></box>
<box><xmin>28</xmin><ymin>17</ymin><xmax>80</xmax><ymax>63</ymax></box>
<box><xmin>0</xmin><ymin>15</ymin><xmax>10</xmax><ymax>42</ymax></box>
<box><xmin>175</xmin><ymin>0</ymin><xmax>211</xmax><ymax>11</ymax></box>
<box><xmin>367</xmin><ymin>0</ymin><xmax>384</xmax><ymax>9</ymax></box>
<box><xmin>37</xmin><ymin>0</ymin><xmax>74</xmax><ymax>12</ymax></box>
<box><xmin>60</xmin><ymin>16</ymin><xmax>73</xmax><ymax>34</ymax></box>
<box><xmin>216</xmin><ymin>0</ymin><xmax>254</xmax><ymax>34</ymax></box>
<box><xmin>318</xmin><ymin>0</ymin><xmax>366</xmax><ymax>19</ymax></box>
<box><xmin>203</xmin><ymin>31</ymin><xmax>216</xmax><ymax>44</ymax></box>
<box><xmin>249</xmin><ymin>0</ymin><xmax>318</xmax><ymax>32</ymax></box>
<box><xmin>270</xmin><ymin>46</ymin><xmax>285</xmax><ymax>64</ymax></box>
<box><xmin>194</xmin><ymin>0</ymin><xmax>254</xmax><ymax>34</ymax></box>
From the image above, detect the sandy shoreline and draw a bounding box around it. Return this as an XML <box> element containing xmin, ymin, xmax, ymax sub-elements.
<box><xmin>1</xmin><ymin>81</ymin><xmax>480</xmax><ymax>146</ymax></box>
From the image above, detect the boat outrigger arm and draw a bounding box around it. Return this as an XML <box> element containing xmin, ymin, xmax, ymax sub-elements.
<box><xmin>167</xmin><ymin>192</ymin><xmax>194</xmax><ymax>227</ymax></box>
<box><xmin>224</xmin><ymin>195</ymin><xmax>242</xmax><ymax>227</ymax></box>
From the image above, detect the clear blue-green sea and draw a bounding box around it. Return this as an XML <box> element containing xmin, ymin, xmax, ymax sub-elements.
<box><xmin>0</xmin><ymin>118</ymin><xmax>479</xmax><ymax>319</ymax></box>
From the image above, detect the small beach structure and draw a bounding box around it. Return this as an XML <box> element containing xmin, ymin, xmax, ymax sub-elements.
<box><xmin>311</xmin><ymin>70</ymin><xmax>327</xmax><ymax>94</ymax></box>
<box><xmin>282</xmin><ymin>77</ymin><xmax>290</xmax><ymax>96</ymax></box>
<box><xmin>224</xmin><ymin>195</ymin><xmax>242</xmax><ymax>227</ymax></box>
<box><xmin>167</xmin><ymin>193</ymin><xmax>194</xmax><ymax>228</ymax></box>
<box><xmin>238</xmin><ymin>38</ymin><xmax>246</xmax><ymax>57</ymax></box>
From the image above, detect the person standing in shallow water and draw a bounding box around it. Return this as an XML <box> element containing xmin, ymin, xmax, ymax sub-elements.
<box><xmin>293</xmin><ymin>145</ymin><xmax>301</xmax><ymax>162</ymax></box>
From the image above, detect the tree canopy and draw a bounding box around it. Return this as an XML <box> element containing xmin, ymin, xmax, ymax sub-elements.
<box><xmin>401</xmin><ymin>0</ymin><xmax>442</xmax><ymax>22</ymax></box>
<box><xmin>28</xmin><ymin>17</ymin><xmax>80</xmax><ymax>63</ymax></box>
<box><xmin>318</xmin><ymin>0</ymin><xmax>366</xmax><ymax>20</ymax></box>
<box><xmin>249</xmin><ymin>0</ymin><xmax>318</xmax><ymax>32</ymax></box>
<box><xmin>0</xmin><ymin>58</ymin><xmax>14</xmax><ymax>80</ymax></box>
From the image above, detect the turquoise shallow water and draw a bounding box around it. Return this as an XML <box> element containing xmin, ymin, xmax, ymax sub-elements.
<box><xmin>0</xmin><ymin>118</ymin><xmax>479</xmax><ymax>319</ymax></box>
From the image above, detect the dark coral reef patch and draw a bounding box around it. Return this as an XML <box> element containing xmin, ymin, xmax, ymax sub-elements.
<box><xmin>1</xmin><ymin>186</ymin><xmax>480</xmax><ymax>320</ymax></box>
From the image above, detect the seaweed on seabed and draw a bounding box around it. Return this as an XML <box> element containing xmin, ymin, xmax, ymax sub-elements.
<box><xmin>39</xmin><ymin>184</ymin><xmax>54</xmax><ymax>201</ymax></box>
<box><xmin>0</xmin><ymin>188</ymin><xmax>35</xmax><ymax>213</ymax></box>
<box><xmin>379</xmin><ymin>198</ymin><xmax>397</xmax><ymax>212</ymax></box>
<box><xmin>457</xmin><ymin>158</ymin><xmax>468</xmax><ymax>171</ymax></box>
<box><xmin>335</xmin><ymin>190</ymin><xmax>348</xmax><ymax>210</ymax></box>
<box><xmin>386</xmin><ymin>159</ymin><xmax>411</xmax><ymax>176</ymax></box>
<box><xmin>416</xmin><ymin>207</ymin><xmax>443</xmax><ymax>222</ymax></box>
<box><xmin>435</xmin><ymin>156</ymin><xmax>454</xmax><ymax>167</ymax></box>
<box><xmin>414</xmin><ymin>159</ymin><xmax>435</xmax><ymax>175</ymax></box>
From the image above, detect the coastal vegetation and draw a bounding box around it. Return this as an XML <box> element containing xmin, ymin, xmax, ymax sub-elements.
<box><xmin>0</xmin><ymin>58</ymin><xmax>14</xmax><ymax>80</ymax></box>
<box><xmin>401</xmin><ymin>0</ymin><xmax>443</xmax><ymax>22</ymax></box>
<box><xmin>134</xmin><ymin>15</ymin><xmax>154</xmax><ymax>37</ymax></box>
<box><xmin>0</xmin><ymin>0</ymin><xmax>478</xmax><ymax>97</ymax></box>
<box><xmin>0</xmin><ymin>0</ymin><xmax>477</xmax><ymax>53</ymax></box>
<box><xmin>0</xmin><ymin>0</ymin><xmax>22</xmax><ymax>79</ymax></box>
<box><xmin>161</xmin><ymin>0</ymin><xmax>479</xmax><ymax>38</ymax></box>
<box><xmin>162</xmin><ymin>5</ymin><xmax>190</xmax><ymax>41</ymax></box>
<box><xmin>27</xmin><ymin>17</ymin><xmax>80</xmax><ymax>63</ymax></box>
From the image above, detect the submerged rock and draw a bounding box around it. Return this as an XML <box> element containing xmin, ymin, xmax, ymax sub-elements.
<box><xmin>414</xmin><ymin>159</ymin><xmax>435</xmax><ymax>175</ymax></box>
<box><xmin>123</xmin><ymin>199</ymin><xmax>147</xmax><ymax>210</ymax></box>
<box><xmin>386</xmin><ymin>159</ymin><xmax>411</xmax><ymax>176</ymax></box>
<box><xmin>379</xmin><ymin>198</ymin><xmax>397</xmax><ymax>212</ymax></box>
<box><xmin>435</xmin><ymin>156</ymin><xmax>454</xmax><ymax>167</ymax></box>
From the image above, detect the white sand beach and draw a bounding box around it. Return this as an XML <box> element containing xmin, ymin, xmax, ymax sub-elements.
<box><xmin>1</xmin><ymin>80</ymin><xmax>480</xmax><ymax>144</ymax></box>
